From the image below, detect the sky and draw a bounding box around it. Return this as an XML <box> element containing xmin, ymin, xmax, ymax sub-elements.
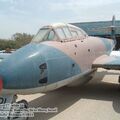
<box><xmin>0</xmin><ymin>0</ymin><xmax>120</xmax><ymax>39</ymax></box>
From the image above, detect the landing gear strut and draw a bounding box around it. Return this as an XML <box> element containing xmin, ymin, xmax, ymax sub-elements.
<box><xmin>118</xmin><ymin>76</ymin><xmax>120</xmax><ymax>84</ymax></box>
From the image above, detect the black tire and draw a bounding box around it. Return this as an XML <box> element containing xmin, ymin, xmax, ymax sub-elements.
<box><xmin>17</xmin><ymin>99</ymin><xmax>28</xmax><ymax>108</ymax></box>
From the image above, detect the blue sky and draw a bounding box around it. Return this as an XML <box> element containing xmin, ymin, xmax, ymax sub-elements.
<box><xmin>0</xmin><ymin>0</ymin><xmax>120</xmax><ymax>39</ymax></box>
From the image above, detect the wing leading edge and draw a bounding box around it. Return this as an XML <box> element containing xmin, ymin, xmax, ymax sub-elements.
<box><xmin>92</xmin><ymin>55</ymin><xmax>120</xmax><ymax>70</ymax></box>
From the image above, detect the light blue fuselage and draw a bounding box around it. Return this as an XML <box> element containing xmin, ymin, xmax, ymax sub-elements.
<box><xmin>0</xmin><ymin>43</ymin><xmax>81</xmax><ymax>90</ymax></box>
<box><xmin>0</xmin><ymin>36</ymin><xmax>114</xmax><ymax>95</ymax></box>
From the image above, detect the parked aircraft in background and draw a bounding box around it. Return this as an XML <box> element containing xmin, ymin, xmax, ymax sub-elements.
<box><xmin>0</xmin><ymin>49</ymin><xmax>14</xmax><ymax>62</ymax></box>
<box><xmin>0</xmin><ymin>53</ymin><xmax>10</xmax><ymax>62</ymax></box>
<box><xmin>0</xmin><ymin>17</ymin><xmax>120</xmax><ymax>120</ymax></box>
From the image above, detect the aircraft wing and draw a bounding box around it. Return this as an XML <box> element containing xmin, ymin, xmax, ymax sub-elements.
<box><xmin>110</xmin><ymin>51</ymin><xmax>120</xmax><ymax>57</ymax></box>
<box><xmin>92</xmin><ymin>55</ymin><xmax>120</xmax><ymax>70</ymax></box>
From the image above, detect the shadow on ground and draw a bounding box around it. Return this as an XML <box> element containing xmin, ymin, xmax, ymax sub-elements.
<box><xmin>28</xmin><ymin>70</ymin><xmax>120</xmax><ymax>120</ymax></box>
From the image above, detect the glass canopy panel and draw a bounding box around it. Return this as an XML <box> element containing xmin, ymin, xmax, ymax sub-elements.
<box><xmin>55</xmin><ymin>28</ymin><xmax>66</xmax><ymax>39</ymax></box>
<box><xmin>32</xmin><ymin>28</ymin><xmax>50</xmax><ymax>42</ymax></box>
<box><xmin>63</xmin><ymin>27</ymin><xmax>72</xmax><ymax>38</ymax></box>
<box><xmin>47</xmin><ymin>30</ymin><xmax>55</xmax><ymax>40</ymax></box>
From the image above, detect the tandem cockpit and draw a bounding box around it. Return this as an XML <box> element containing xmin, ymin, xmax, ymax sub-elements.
<box><xmin>32</xmin><ymin>23</ymin><xmax>88</xmax><ymax>43</ymax></box>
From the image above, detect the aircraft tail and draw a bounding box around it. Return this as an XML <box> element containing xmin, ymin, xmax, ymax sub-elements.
<box><xmin>91</xmin><ymin>16</ymin><xmax>120</xmax><ymax>49</ymax></box>
<box><xmin>105</xmin><ymin>16</ymin><xmax>120</xmax><ymax>48</ymax></box>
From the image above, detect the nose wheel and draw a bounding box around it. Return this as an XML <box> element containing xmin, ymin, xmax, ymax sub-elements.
<box><xmin>10</xmin><ymin>99</ymin><xmax>29</xmax><ymax>120</ymax></box>
<box><xmin>17</xmin><ymin>99</ymin><xmax>28</xmax><ymax>109</ymax></box>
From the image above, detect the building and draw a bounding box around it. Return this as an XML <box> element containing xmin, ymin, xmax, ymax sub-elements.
<box><xmin>72</xmin><ymin>21</ymin><xmax>120</xmax><ymax>50</ymax></box>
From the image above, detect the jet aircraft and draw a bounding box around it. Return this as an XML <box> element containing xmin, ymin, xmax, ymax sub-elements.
<box><xmin>0</xmin><ymin>21</ymin><xmax>120</xmax><ymax>119</ymax></box>
<box><xmin>0</xmin><ymin>23</ymin><xmax>117</xmax><ymax>94</ymax></box>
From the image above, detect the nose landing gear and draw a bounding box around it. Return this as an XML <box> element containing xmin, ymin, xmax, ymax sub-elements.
<box><xmin>118</xmin><ymin>76</ymin><xmax>120</xmax><ymax>84</ymax></box>
<box><xmin>0</xmin><ymin>95</ymin><xmax>29</xmax><ymax>120</ymax></box>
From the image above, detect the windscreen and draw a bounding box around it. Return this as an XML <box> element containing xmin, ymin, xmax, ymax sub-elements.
<box><xmin>32</xmin><ymin>28</ymin><xmax>50</xmax><ymax>43</ymax></box>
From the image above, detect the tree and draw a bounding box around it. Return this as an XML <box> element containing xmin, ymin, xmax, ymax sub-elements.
<box><xmin>0</xmin><ymin>33</ymin><xmax>34</xmax><ymax>50</ymax></box>
<box><xmin>11</xmin><ymin>33</ymin><xmax>34</xmax><ymax>48</ymax></box>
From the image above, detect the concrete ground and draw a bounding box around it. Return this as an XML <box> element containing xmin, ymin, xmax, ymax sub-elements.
<box><xmin>18</xmin><ymin>68</ymin><xmax>120</xmax><ymax>120</ymax></box>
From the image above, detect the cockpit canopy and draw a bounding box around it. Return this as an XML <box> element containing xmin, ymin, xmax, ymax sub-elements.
<box><xmin>32</xmin><ymin>23</ymin><xmax>88</xmax><ymax>43</ymax></box>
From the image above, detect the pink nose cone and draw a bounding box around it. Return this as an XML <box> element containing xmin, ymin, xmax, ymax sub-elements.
<box><xmin>0</xmin><ymin>78</ymin><xmax>3</xmax><ymax>92</ymax></box>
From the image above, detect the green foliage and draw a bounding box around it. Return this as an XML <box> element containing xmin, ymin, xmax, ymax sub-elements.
<box><xmin>0</xmin><ymin>33</ymin><xmax>34</xmax><ymax>50</ymax></box>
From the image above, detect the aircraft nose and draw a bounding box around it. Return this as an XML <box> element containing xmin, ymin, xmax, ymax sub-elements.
<box><xmin>0</xmin><ymin>43</ymin><xmax>44</xmax><ymax>89</ymax></box>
